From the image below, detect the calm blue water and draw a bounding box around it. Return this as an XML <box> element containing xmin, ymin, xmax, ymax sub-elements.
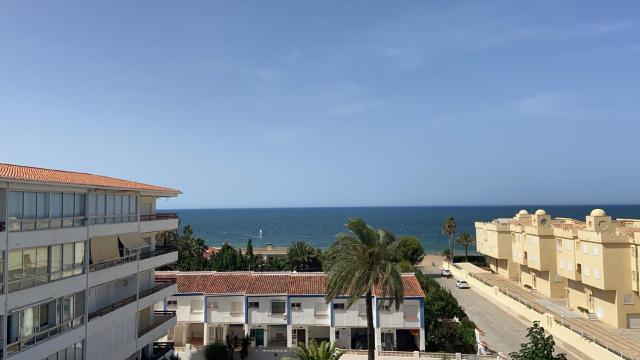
<box><xmin>163</xmin><ymin>205</ymin><xmax>640</xmax><ymax>253</ymax></box>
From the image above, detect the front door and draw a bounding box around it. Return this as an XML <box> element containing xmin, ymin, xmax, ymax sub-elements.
<box><xmin>254</xmin><ymin>329</ymin><xmax>264</xmax><ymax>347</ymax></box>
<box><xmin>294</xmin><ymin>328</ymin><xmax>306</xmax><ymax>347</ymax></box>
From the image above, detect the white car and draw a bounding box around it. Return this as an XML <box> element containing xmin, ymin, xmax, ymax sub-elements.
<box><xmin>456</xmin><ymin>280</ymin><xmax>470</xmax><ymax>289</ymax></box>
<box><xmin>441</xmin><ymin>269</ymin><xmax>452</xmax><ymax>277</ymax></box>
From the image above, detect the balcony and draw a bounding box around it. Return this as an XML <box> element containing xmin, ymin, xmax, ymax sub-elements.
<box><xmin>89</xmin><ymin>294</ymin><xmax>137</xmax><ymax>321</ymax></box>
<box><xmin>7</xmin><ymin>217</ymin><xmax>86</xmax><ymax>232</ymax></box>
<box><xmin>139</xmin><ymin>279</ymin><xmax>178</xmax><ymax>309</ymax></box>
<box><xmin>140</xmin><ymin>213</ymin><xmax>179</xmax><ymax>233</ymax></box>
<box><xmin>88</xmin><ymin>246</ymin><xmax>177</xmax><ymax>287</ymax></box>
<box><xmin>6</xmin><ymin>315</ymin><xmax>85</xmax><ymax>356</ymax></box>
<box><xmin>138</xmin><ymin>311</ymin><xmax>176</xmax><ymax>343</ymax></box>
<box><xmin>145</xmin><ymin>342</ymin><xmax>175</xmax><ymax>360</ymax></box>
<box><xmin>139</xmin><ymin>246</ymin><xmax>179</xmax><ymax>272</ymax></box>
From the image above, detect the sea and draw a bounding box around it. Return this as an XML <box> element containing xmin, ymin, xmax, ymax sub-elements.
<box><xmin>161</xmin><ymin>205</ymin><xmax>640</xmax><ymax>253</ymax></box>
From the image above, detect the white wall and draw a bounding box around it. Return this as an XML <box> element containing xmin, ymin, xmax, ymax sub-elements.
<box><xmin>208</xmin><ymin>295</ymin><xmax>245</xmax><ymax>324</ymax></box>
<box><xmin>87</xmin><ymin>302</ymin><xmax>138</xmax><ymax>360</ymax></box>
<box><xmin>247</xmin><ymin>296</ymin><xmax>288</xmax><ymax>325</ymax></box>
<box><xmin>173</xmin><ymin>295</ymin><xmax>206</xmax><ymax>323</ymax></box>
<box><xmin>8</xmin><ymin>226</ymin><xmax>86</xmax><ymax>249</ymax></box>
<box><xmin>88</xmin><ymin>275</ymin><xmax>137</xmax><ymax>313</ymax></box>
<box><xmin>378</xmin><ymin>299</ymin><xmax>421</xmax><ymax>329</ymax></box>
<box><xmin>289</xmin><ymin>296</ymin><xmax>331</xmax><ymax>326</ymax></box>
<box><xmin>332</xmin><ymin>299</ymin><xmax>369</xmax><ymax>327</ymax></box>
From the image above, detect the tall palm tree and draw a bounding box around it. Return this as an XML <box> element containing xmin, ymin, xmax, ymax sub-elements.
<box><xmin>324</xmin><ymin>218</ymin><xmax>405</xmax><ymax>360</ymax></box>
<box><xmin>287</xmin><ymin>240</ymin><xmax>322</xmax><ymax>272</ymax></box>
<box><xmin>441</xmin><ymin>217</ymin><xmax>457</xmax><ymax>260</ymax></box>
<box><xmin>456</xmin><ymin>232</ymin><xmax>474</xmax><ymax>262</ymax></box>
<box><xmin>293</xmin><ymin>340</ymin><xmax>345</xmax><ymax>360</ymax></box>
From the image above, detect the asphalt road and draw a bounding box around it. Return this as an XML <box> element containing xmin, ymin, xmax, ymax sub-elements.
<box><xmin>436</xmin><ymin>277</ymin><xmax>590</xmax><ymax>359</ymax></box>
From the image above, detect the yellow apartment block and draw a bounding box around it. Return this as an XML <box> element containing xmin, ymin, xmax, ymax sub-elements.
<box><xmin>476</xmin><ymin>208</ymin><xmax>640</xmax><ymax>328</ymax></box>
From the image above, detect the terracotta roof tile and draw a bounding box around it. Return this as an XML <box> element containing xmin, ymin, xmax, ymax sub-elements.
<box><xmin>157</xmin><ymin>271</ymin><xmax>425</xmax><ymax>298</ymax></box>
<box><xmin>0</xmin><ymin>163</ymin><xmax>179</xmax><ymax>195</ymax></box>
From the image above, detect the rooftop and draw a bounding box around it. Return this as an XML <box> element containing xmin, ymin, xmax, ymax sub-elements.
<box><xmin>0</xmin><ymin>163</ymin><xmax>180</xmax><ymax>195</ymax></box>
<box><xmin>156</xmin><ymin>271</ymin><xmax>425</xmax><ymax>297</ymax></box>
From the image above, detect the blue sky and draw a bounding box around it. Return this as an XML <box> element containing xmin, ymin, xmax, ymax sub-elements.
<box><xmin>1</xmin><ymin>1</ymin><xmax>640</xmax><ymax>209</ymax></box>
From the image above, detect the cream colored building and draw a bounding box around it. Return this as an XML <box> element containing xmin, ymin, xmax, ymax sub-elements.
<box><xmin>476</xmin><ymin>209</ymin><xmax>640</xmax><ymax>329</ymax></box>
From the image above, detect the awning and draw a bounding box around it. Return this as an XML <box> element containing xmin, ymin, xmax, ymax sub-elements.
<box><xmin>119</xmin><ymin>233</ymin><xmax>150</xmax><ymax>249</ymax></box>
<box><xmin>90</xmin><ymin>235</ymin><xmax>120</xmax><ymax>264</ymax></box>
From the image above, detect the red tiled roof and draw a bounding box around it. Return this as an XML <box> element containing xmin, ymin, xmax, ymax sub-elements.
<box><xmin>156</xmin><ymin>271</ymin><xmax>425</xmax><ymax>298</ymax></box>
<box><xmin>0</xmin><ymin>163</ymin><xmax>180</xmax><ymax>195</ymax></box>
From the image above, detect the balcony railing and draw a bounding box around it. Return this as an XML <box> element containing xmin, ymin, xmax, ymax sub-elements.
<box><xmin>146</xmin><ymin>342</ymin><xmax>175</xmax><ymax>360</ymax></box>
<box><xmin>8</xmin><ymin>267</ymin><xmax>85</xmax><ymax>293</ymax></box>
<box><xmin>138</xmin><ymin>311</ymin><xmax>176</xmax><ymax>337</ymax></box>
<box><xmin>8</xmin><ymin>216</ymin><xmax>86</xmax><ymax>232</ymax></box>
<box><xmin>89</xmin><ymin>294</ymin><xmax>137</xmax><ymax>321</ymax></box>
<box><xmin>139</xmin><ymin>278</ymin><xmax>177</xmax><ymax>299</ymax></box>
<box><xmin>89</xmin><ymin>252</ymin><xmax>138</xmax><ymax>272</ymax></box>
<box><xmin>140</xmin><ymin>213</ymin><xmax>179</xmax><ymax>221</ymax></box>
<box><xmin>6</xmin><ymin>315</ymin><xmax>84</xmax><ymax>355</ymax></box>
<box><xmin>139</xmin><ymin>246</ymin><xmax>178</xmax><ymax>261</ymax></box>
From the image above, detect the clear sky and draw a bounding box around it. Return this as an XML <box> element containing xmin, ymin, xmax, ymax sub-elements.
<box><xmin>1</xmin><ymin>1</ymin><xmax>639</xmax><ymax>209</ymax></box>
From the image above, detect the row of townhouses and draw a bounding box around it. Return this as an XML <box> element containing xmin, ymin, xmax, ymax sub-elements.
<box><xmin>0</xmin><ymin>163</ymin><xmax>181</xmax><ymax>360</ymax></box>
<box><xmin>155</xmin><ymin>271</ymin><xmax>426</xmax><ymax>352</ymax></box>
<box><xmin>476</xmin><ymin>208</ymin><xmax>640</xmax><ymax>329</ymax></box>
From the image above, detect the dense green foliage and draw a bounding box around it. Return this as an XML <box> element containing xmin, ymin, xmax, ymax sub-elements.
<box><xmin>510</xmin><ymin>321</ymin><xmax>567</xmax><ymax>360</ymax></box>
<box><xmin>456</xmin><ymin>233</ymin><xmax>474</xmax><ymax>262</ymax></box>
<box><xmin>204</xmin><ymin>342</ymin><xmax>229</xmax><ymax>360</ymax></box>
<box><xmin>158</xmin><ymin>225</ymin><xmax>208</xmax><ymax>271</ymax></box>
<box><xmin>324</xmin><ymin>218</ymin><xmax>405</xmax><ymax>360</ymax></box>
<box><xmin>293</xmin><ymin>340</ymin><xmax>345</xmax><ymax>360</ymax></box>
<box><xmin>392</xmin><ymin>236</ymin><xmax>425</xmax><ymax>265</ymax></box>
<box><xmin>442</xmin><ymin>217</ymin><xmax>457</xmax><ymax>259</ymax></box>
<box><xmin>287</xmin><ymin>240</ymin><xmax>323</xmax><ymax>271</ymax></box>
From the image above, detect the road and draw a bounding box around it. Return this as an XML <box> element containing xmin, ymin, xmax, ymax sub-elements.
<box><xmin>436</xmin><ymin>277</ymin><xmax>590</xmax><ymax>359</ymax></box>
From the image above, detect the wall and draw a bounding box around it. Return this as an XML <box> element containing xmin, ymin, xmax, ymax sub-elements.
<box><xmin>208</xmin><ymin>295</ymin><xmax>245</xmax><ymax>324</ymax></box>
<box><xmin>332</xmin><ymin>298</ymin><xmax>369</xmax><ymax>327</ymax></box>
<box><xmin>247</xmin><ymin>296</ymin><xmax>288</xmax><ymax>325</ymax></box>
<box><xmin>289</xmin><ymin>296</ymin><xmax>330</xmax><ymax>326</ymax></box>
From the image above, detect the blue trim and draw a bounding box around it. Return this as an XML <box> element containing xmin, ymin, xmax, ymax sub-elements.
<box><xmin>286</xmin><ymin>296</ymin><xmax>291</xmax><ymax>325</ymax></box>
<box><xmin>244</xmin><ymin>296</ymin><xmax>249</xmax><ymax>324</ymax></box>
<box><xmin>419</xmin><ymin>298</ymin><xmax>425</xmax><ymax>330</ymax></box>
<box><xmin>204</xmin><ymin>297</ymin><xmax>208</xmax><ymax>323</ymax></box>
<box><xmin>330</xmin><ymin>299</ymin><xmax>334</xmax><ymax>326</ymax></box>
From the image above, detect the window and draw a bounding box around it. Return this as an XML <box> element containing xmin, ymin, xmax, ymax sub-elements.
<box><xmin>333</xmin><ymin>303</ymin><xmax>345</xmax><ymax>311</ymax></box>
<box><xmin>314</xmin><ymin>303</ymin><xmax>327</xmax><ymax>316</ymax></box>
<box><xmin>584</xmin><ymin>266</ymin><xmax>590</xmax><ymax>277</ymax></box>
<box><xmin>556</xmin><ymin>240</ymin><xmax>562</xmax><ymax>251</ymax></box>
<box><xmin>208</xmin><ymin>302</ymin><xmax>219</xmax><ymax>310</ymax></box>
<box><xmin>167</xmin><ymin>300</ymin><xmax>178</xmax><ymax>309</ymax></box>
<box><xmin>9</xmin><ymin>191</ymin><xmax>24</xmax><ymax>219</ymax></box>
<box><xmin>404</xmin><ymin>305</ymin><xmax>418</xmax><ymax>321</ymax></box>
<box><xmin>248</xmin><ymin>301</ymin><xmax>260</xmax><ymax>309</ymax></box>
<box><xmin>231</xmin><ymin>301</ymin><xmax>243</xmax><ymax>313</ymax></box>
<box><xmin>191</xmin><ymin>300</ymin><xmax>204</xmax><ymax>313</ymax></box>
<box><xmin>358</xmin><ymin>304</ymin><xmax>366</xmax><ymax>316</ymax></box>
<box><xmin>593</xmin><ymin>246</ymin><xmax>599</xmax><ymax>256</ymax></box>
<box><xmin>594</xmin><ymin>270</ymin><xmax>601</xmax><ymax>280</ymax></box>
<box><xmin>271</xmin><ymin>301</ymin><xmax>285</xmax><ymax>314</ymax></box>
<box><xmin>51</xmin><ymin>245</ymin><xmax>62</xmax><ymax>280</ymax></box>
<box><xmin>63</xmin><ymin>193</ymin><xmax>74</xmax><ymax>217</ymax></box>
<box><xmin>36</xmin><ymin>192</ymin><xmax>49</xmax><ymax>219</ymax></box>
<box><xmin>567</xmin><ymin>261</ymin><xmax>573</xmax><ymax>272</ymax></box>
<box><xmin>63</xmin><ymin>243</ymin><xmax>74</xmax><ymax>277</ymax></box>
<box><xmin>290</xmin><ymin>302</ymin><xmax>302</xmax><ymax>310</ymax></box>
<box><xmin>624</xmin><ymin>294</ymin><xmax>635</xmax><ymax>305</ymax></box>
<box><xmin>51</xmin><ymin>193</ymin><xmax>63</xmax><ymax>228</ymax></box>
<box><xmin>74</xmin><ymin>242</ymin><xmax>84</xmax><ymax>275</ymax></box>
<box><xmin>565</xmin><ymin>241</ymin><xmax>573</xmax><ymax>250</ymax></box>
<box><xmin>559</xmin><ymin>260</ymin><xmax>564</xmax><ymax>269</ymax></box>
<box><xmin>583</xmin><ymin>244</ymin><xmax>588</xmax><ymax>254</ymax></box>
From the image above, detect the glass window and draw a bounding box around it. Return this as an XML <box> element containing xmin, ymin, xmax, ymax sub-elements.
<box><xmin>8</xmin><ymin>250</ymin><xmax>23</xmax><ymax>291</ymax></box>
<box><xmin>62</xmin><ymin>295</ymin><xmax>73</xmax><ymax>323</ymax></box>
<box><xmin>51</xmin><ymin>193</ymin><xmax>63</xmax><ymax>218</ymax></box>
<box><xmin>114</xmin><ymin>195</ymin><xmax>122</xmax><ymax>215</ymax></box>
<box><xmin>24</xmin><ymin>192</ymin><xmax>37</xmax><ymax>219</ymax></box>
<box><xmin>39</xmin><ymin>302</ymin><xmax>50</xmax><ymax>328</ymax></box>
<box><xmin>51</xmin><ymin>245</ymin><xmax>62</xmax><ymax>280</ymax></box>
<box><xmin>63</xmin><ymin>193</ymin><xmax>74</xmax><ymax>217</ymax></box>
<box><xmin>37</xmin><ymin>247</ymin><xmax>48</xmax><ymax>283</ymax></box>
<box><xmin>122</xmin><ymin>196</ymin><xmax>129</xmax><ymax>215</ymax></box>
<box><xmin>106</xmin><ymin>195</ymin><xmax>114</xmax><ymax>223</ymax></box>
<box><xmin>75</xmin><ymin>341</ymin><xmax>83</xmax><ymax>360</ymax></box>
<box><xmin>271</xmin><ymin>301</ymin><xmax>285</xmax><ymax>314</ymax></box>
<box><xmin>20</xmin><ymin>307</ymin><xmax>35</xmax><ymax>338</ymax></box>
<box><xmin>36</xmin><ymin>192</ymin><xmax>49</xmax><ymax>218</ymax></box>
<box><xmin>74</xmin><ymin>242</ymin><xmax>84</xmax><ymax>275</ymax></box>
<box><xmin>96</xmin><ymin>194</ymin><xmax>105</xmax><ymax>224</ymax></box>
<box><xmin>74</xmin><ymin>292</ymin><xmax>84</xmax><ymax>319</ymax></box>
<box><xmin>75</xmin><ymin>194</ymin><xmax>85</xmax><ymax>217</ymax></box>
<box><xmin>9</xmin><ymin>191</ymin><xmax>24</xmax><ymax>219</ymax></box>
<box><xmin>130</xmin><ymin>196</ymin><xmax>137</xmax><ymax>215</ymax></box>
<box><xmin>63</xmin><ymin>243</ymin><xmax>74</xmax><ymax>277</ymax></box>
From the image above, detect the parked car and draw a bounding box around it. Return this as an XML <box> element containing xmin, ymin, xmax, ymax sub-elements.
<box><xmin>456</xmin><ymin>279</ymin><xmax>470</xmax><ymax>289</ymax></box>
<box><xmin>441</xmin><ymin>269</ymin><xmax>452</xmax><ymax>277</ymax></box>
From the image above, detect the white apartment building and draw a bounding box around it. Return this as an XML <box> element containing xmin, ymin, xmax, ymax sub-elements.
<box><xmin>156</xmin><ymin>271</ymin><xmax>426</xmax><ymax>352</ymax></box>
<box><xmin>0</xmin><ymin>163</ymin><xmax>180</xmax><ymax>360</ymax></box>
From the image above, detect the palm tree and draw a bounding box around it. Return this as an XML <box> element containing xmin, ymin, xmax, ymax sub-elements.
<box><xmin>287</xmin><ymin>240</ymin><xmax>322</xmax><ymax>272</ymax></box>
<box><xmin>293</xmin><ymin>340</ymin><xmax>345</xmax><ymax>360</ymax></box>
<box><xmin>456</xmin><ymin>232</ymin><xmax>474</xmax><ymax>262</ymax></box>
<box><xmin>324</xmin><ymin>218</ymin><xmax>405</xmax><ymax>360</ymax></box>
<box><xmin>441</xmin><ymin>217</ymin><xmax>457</xmax><ymax>260</ymax></box>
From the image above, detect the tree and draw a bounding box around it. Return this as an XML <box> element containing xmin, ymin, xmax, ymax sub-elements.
<box><xmin>510</xmin><ymin>321</ymin><xmax>567</xmax><ymax>360</ymax></box>
<box><xmin>442</xmin><ymin>217</ymin><xmax>457</xmax><ymax>259</ymax></box>
<box><xmin>172</xmin><ymin>225</ymin><xmax>208</xmax><ymax>271</ymax></box>
<box><xmin>246</xmin><ymin>239</ymin><xmax>257</xmax><ymax>271</ymax></box>
<box><xmin>209</xmin><ymin>242</ymin><xmax>245</xmax><ymax>271</ymax></box>
<box><xmin>324</xmin><ymin>218</ymin><xmax>405</xmax><ymax>360</ymax></box>
<box><xmin>441</xmin><ymin>248</ymin><xmax>452</xmax><ymax>261</ymax></box>
<box><xmin>293</xmin><ymin>340</ymin><xmax>345</xmax><ymax>360</ymax></box>
<box><xmin>204</xmin><ymin>343</ymin><xmax>229</xmax><ymax>360</ymax></box>
<box><xmin>287</xmin><ymin>241</ymin><xmax>323</xmax><ymax>272</ymax></box>
<box><xmin>456</xmin><ymin>233</ymin><xmax>474</xmax><ymax>262</ymax></box>
<box><xmin>392</xmin><ymin>236</ymin><xmax>425</xmax><ymax>265</ymax></box>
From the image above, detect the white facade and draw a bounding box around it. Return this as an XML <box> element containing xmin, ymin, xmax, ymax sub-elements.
<box><xmin>161</xmin><ymin>272</ymin><xmax>426</xmax><ymax>353</ymax></box>
<box><xmin>0</xmin><ymin>168</ymin><xmax>180</xmax><ymax>360</ymax></box>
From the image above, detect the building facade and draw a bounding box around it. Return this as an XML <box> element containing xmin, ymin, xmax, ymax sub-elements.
<box><xmin>0</xmin><ymin>163</ymin><xmax>180</xmax><ymax>359</ymax></box>
<box><xmin>476</xmin><ymin>208</ymin><xmax>640</xmax><ymax>328</ymax></box>
<box><xmin>156</xmin><ymin>271</ymin><xmax>426</xmax><ymax>352</ymax></box>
